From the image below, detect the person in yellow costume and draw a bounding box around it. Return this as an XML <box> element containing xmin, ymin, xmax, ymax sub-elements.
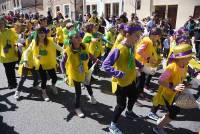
<box><xmin>88</xmin><ymin>10</ymin><xmax>101</xmax><ymax>26</ymax></box>
<box><xmin>56</xmin><ymin>19</ymin><xmax>64</xmax><ymax>47</ymax></box>
<box><xmin>13</xmin><ymin>22</ymin><xmax>40</xmax><ymax>99</ymax></box>
<box><xmin>39</xmin><ymin>16</ymin><xmax>51</xmax><ymax>37</ymax></box>
<box><xmin>85</xmin><ymin>24</ymin><xmax>104</xmax><ymax>76</ymax></box>
<box><xmin>17</xmin><ymin>21</ymin><xmax>35</xmax><ymax>76</ymax></box>
<box><xmin>63</xmin><ymin>22</ymin><xmax>74</xmax><ymax>41</ymax></box>
<box><xmin>148</xmin><ymin>44</ymin><xmax>194</xmax><ymax>134</ymax></box>
<box><xmin>112</xmin><ymin>23</ymin><xmax>125</xmax><ymax>48</ymax></box>
<box><xmin>60</xmin><ymin>29</ymin><xmax>98</xmax><ymax>118</ymax></box>
<box><xmin>82</xmin><ymin>22</ymin><xmax>103</xmax><ymax>65</ymax></box>
<box><xmin>103</xmin><ymin>26</ymin><xmax>116</xmax><ymax>60</ymax></box>
<box><xmin>166</xmin><ymin>27</ymin><xmax>191</xmax><ymax>65</ymax></box>
<box><xmin>135</xmin><ymin>28</ymin><xmax>161</xmax><ymax>99</ymax></box>
<box><xmin>88</xmin><ymin>24</ymin><xmax>104</xmax><ymax>59</ymax></box>
<box><xmin>103</xmin><ymin>22</ymin><xmax>143</xmax><ymax>134</ymax></box>
<box><xmin>0</xmin><ymin>16</ymin><xmax>18</xmax><ymax>89</ymax></box>
<box><xmin>23</xmin><ymin>27</ymin><xmax>63</xmax><ymax>101</ymax></box>
<box><xmin>82</xmin><ymin>22</ymin><xmax>94</xmax><ymax>44</ymax></box>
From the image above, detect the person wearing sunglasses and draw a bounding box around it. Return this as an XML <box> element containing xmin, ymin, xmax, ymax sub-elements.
<box><xmin>23</xmin><ymin>27</ymin><xmax>63</xmax><ymax>101</ymax></box>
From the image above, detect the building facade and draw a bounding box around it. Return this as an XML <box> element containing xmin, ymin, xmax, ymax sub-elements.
<box><xmin>85</xmin><ymin>0</ymin><xmax>123</xmax><ymax>19</ymax></box>
<box><xmin>84</xmin><ymin>0</ymin><xmax>200</xmax><ymax>29</ymax></box>
<box><xmin>0</xmin><ymin>0</ymin><xmax>22</xmax><ymax>14</ymax></box>
<box><xmin>0</xmin><ymin>0</ymin><xmax>43</xmax><ymax>15</ymax></box>
<box><xmin>42</xmin><ymin>0</ymin><xmax>83</xmax><ymax>20</ymax></box>
<box><xmin>1</xmin><ymin>0</ymin><xmax>200</xmax><ymax>29</ymax></box>
<box><xmin>128</xmin><ymin>0</ymin><xmax>200</xmax><ymax>29</ymax></box>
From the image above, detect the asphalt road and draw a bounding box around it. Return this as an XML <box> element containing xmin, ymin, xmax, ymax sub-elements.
<box><xmin>0</xmin><ymin>64</ymin><xmax>200</xmax><ymax>134</ymax></box>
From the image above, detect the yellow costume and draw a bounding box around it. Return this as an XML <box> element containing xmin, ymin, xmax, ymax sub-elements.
<box><xmin>153</xmin><ymin>62</ymin><xmax>187</xmax><ymax>106</ymax></box>
<box><xmin>135</xmin><ymin>37</ymin><xmax>158</xmax><ymax>66</ymax></box>
<box><xmin>112</xmin><ymin>44</ymin><xmax>136</xmax><ymax>93</ymax></box>
<box><xmin>0</xmin><ymin>28</ymin><xmax>18</xmax><ymax>63</ymax></box>
<box><xmin>56</xmin><ymin>26</ymin><xmax>64</xmax><ymax>44</ymax></box>
<box><xmin>65</xmin><ymin>45</ymin><xmax>89</xmax><ymax>87</ymax></box>
<box><xmin>105</xmin><ymin>31</ymin><xmax>115</xmax><ymax>49</ymax></box>
<box><xmin>32</xmin><ymin>37</ymin><xmax>57</xmax><ymax>70</ymax></box>
<box><xmin>153</xmin><ymin>43</ymin><xmax>193</xmax><ymax>106</ymax></box>
<box><xmin>113</xmin><ymin>33</ymin><xmax>124</xmax><ymax>48</ymax></box>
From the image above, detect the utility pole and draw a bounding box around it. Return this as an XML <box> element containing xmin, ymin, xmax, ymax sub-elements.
<box><xmin>135</xmin><ymin>0</ymin><xmax>137</xmax><ymax>14</ymax></box>
<box><xmin>35</xmin><ymin>0</ymin><xmax>37</xmax><ymax>12</ymax></box>
<box><xmin>74</xmin><ymin>0</ymin><xmax>76</xmax><ymax>20</ymax></box>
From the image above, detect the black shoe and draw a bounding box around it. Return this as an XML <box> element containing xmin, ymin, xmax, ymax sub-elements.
<box><xmin>8</xmin><ymin>84</ymin><xmax>17</xmax><ymax>89</ymax></box>
<box><xmin>125</xmin><ymin>111</ymin><xmax>139</xmax><ymax>119</ymax></box>
<box><xmin>8</xmin><ymin>85</ymin><xmax>14</xmax><ymax>89</ymax></box>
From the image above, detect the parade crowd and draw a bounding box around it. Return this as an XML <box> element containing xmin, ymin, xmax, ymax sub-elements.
<box><xmin>0</xmin><ymin>10</ymin><xmax>200</xmax><ymax>134</ymax></box>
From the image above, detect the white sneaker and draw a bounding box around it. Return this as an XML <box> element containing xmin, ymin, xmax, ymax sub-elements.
<box><xmin>51</xmin><ymin>85</ymin><xmax>58</xmax><ymax>95</ymax></box>
<box><xmin>14</xmin><ymin>91</ymin><xmax>20</xmax><ymax>99</ymax></box>
<box><xmin>75</xmin><ymin>108</ymin><xmax>85</xmax><ymax>118</ymax></box>
<box><xmin>157</xmin><ymin>115</ymin><xmax>166</xmax><ymax>125</ymax></box>
<box><xmin>196</xmin><ymin>96</ymin><xmax>200</xmax><ymax>105</ymax></box>
<box><xmin>42</xmin><ymin>90</ymin><xmax>50</xmax><ymax>101</ymax></box>
<box><xmin>147</xmin><ymin>112</ymin><xmax>159</xmax><ymax>121</ymax></box>
<box><xmin>90</xmin><ymin>96</ymin><xmax>97</xmax><ymax>104</ymax></box>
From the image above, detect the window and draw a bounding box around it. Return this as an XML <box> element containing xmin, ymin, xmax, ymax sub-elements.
<box><xmin>2</xmin><ymin>5</ymin><xmax>6</xmax><ymax>10</ymax></box>
<box><xmin>13</xmin><ymin>0</ymin><xmax>16</xmax><ymax>7</ymax></box>
<box><xmin>56</xmin><ymin>6</ymin><xmax>60</xmax><ymax>12</ymax></box>
<box><xmin>92</xmin><ymin>4</ymin><xmax>97</xmax><ymax>11</ymax></box>
<box><xmin>64</xmin><ymin>5</ymin><xmax>70</xmax><ymax>17</ymax></box>
<box><xmin>86</xmin><ymin>5</ymin><xmax>90</xmax><ymax>13</ymax></box>
<box><xmin>16</xmin><ymin>0</ymin><xmax>19</xmax><ymax>7</ymax></box>
<box><xmin>105</xmin><ymin>3</ymin><xmax>111</xmax><ymax>19</ymax></box>
<box><xmin>48</xmin><ymin>7</ymin><xmax>52</xmax><ymax>15</ymax></box>
<box><xmin>113</xmin><ymin>3</ymin><xmax>119</xmax><ymax>17</ymax></box>
<box><xmin>194</xmin><ymin>6</ymin><xmax>200</xmax><ymax>19</ymax></box>
<box><xmin>136</xmin><ymin>0</ymin><xmax>141</xmax><ymax>10</ymax></box>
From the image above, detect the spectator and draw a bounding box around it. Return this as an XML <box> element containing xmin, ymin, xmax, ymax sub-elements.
<box><xmin>163</xmin><ymin>35</ymin><xmax>170</xmax><ymax>58</ymax></box>
<box><xmin>98</xmin><ymin>15</ymin><xmax>106</xmax><ymax>34</ymax></box>
<box><xmin>131</xmin><ymin>13</ymin><xmax>136</xmax><ymax>21</ymax></box>
<box><xmin>47</xmin><ymin>11</ymin><xmax>53</xmax><ymax>25</ymax></box>
<box><xmin>184</xmin><ymin>16</ymin><xmax>196</xmax><ymax>38</ymax></box>
<box><xmin>146</xmin><ymin>16</ymin><xmax>156</xmax><ymax>32</ymax></box>
<box><xmin>119</xmin><ymin>12</ymin><xmax>128</xmax><ymax>23</ymax></box>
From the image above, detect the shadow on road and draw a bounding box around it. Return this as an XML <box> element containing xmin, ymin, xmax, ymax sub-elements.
<box><xmin>0</xmin><ymin>115</ymin><xmax>19</xmax><ymax>134</ymax></box>
<box><xmin>0</xmin><ymin>92</ymin><xmax>18</xmax><ymax>112</ymax></box>
<box><xmin>6</xmin><ymin>83</ymin><xmax>198</xmax><ymax>134</ymax></box>
<box><xmin>91</xmin><ymin>79</ymin><xmax>113</xmax><ymax>95</ymax></box>
<box><xmin>0</xmin><ymin>92</ymin><xmax>19</xmax><ymax>134</ymax></box>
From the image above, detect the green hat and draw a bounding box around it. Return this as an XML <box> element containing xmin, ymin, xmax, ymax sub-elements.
<box><xmin>64</xmin><ymin>29</ymin><xmax>80</xmax><ymax>46</ymax></box>
<box><xmin>68</xmin><ymin>29</ymin><xmax>79</xmax><ymax>38</ymax></box>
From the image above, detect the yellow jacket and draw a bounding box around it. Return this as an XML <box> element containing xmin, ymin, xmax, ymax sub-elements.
<box><xmin>112</xmin><ymin>43</ymin><xmax>136</xmax><ymax>93</ymax></box>
<box><xmin>0</xmin><ymin>28</ymin><xmax>18</xmax><ymax>63</ymax></box>
<box><xmin>24</xmin><ymin>37</ymin><xmax>63</xmax><ymax>70</ymax></box>
<box><xmin>135</xmin><ymin>37</ymin><xmax>158</xmax><ymax>66</ymax></box>
<box><xmin>153</xmin><ymin>62</ymin><xmax>187</xmax><ymax>106</ymax></box>
<box><xmin>65</xmin><ymin>45</ymin><xmax>89</xmax><ymax>87</ymax></box>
